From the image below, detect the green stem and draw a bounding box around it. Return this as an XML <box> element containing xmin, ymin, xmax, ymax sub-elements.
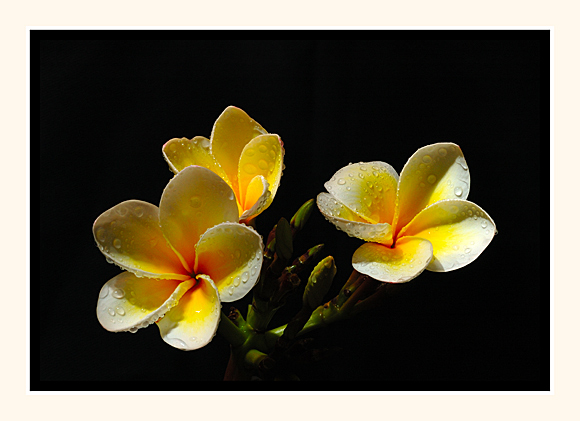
<box><xmin>217</xmin><ymin>312</ymin><xmax>247</xmax><ymax>347</ymax></box>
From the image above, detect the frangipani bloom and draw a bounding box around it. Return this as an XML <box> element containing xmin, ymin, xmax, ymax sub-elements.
<box><xmin>163</xmin><ymin>106</ymin><xmax>284</xmax><ymax>222</ymax></box>
<box><xmin>93</xmin><ymin>166</ymin><xmax>263</xmax><ymax>350</ymax></box>
<box><xmin>317</xmin><ymin>143</ymin><xmax>496</xmax><ymax>283</ymax></box>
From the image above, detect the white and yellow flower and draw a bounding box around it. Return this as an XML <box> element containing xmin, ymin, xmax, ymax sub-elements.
<box><xmin>317</xmin><ymin>143</ymin><xmax>496</xmax><ymax>283</ymax></box>
<box><xmin>93</xmin><ymin>166</ymin><xmax>263</xmax><ymax>350</ymax></box>
<box><xmin>163</xmin><ymin>106</ymin><xmax>284</xmax><ymax>223</ymax></box>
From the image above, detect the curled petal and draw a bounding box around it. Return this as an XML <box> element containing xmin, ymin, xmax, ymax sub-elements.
<box><xmin>156</xmin><ymin>274</ymin><xmax>221</xmax><ymax>350</ymax></box>
<box><xmin>159</xmin><ymin>166</ymin><xmax>239</xmax><ymax>269</ymax></box>
<box><xmin>210</xmin><ymin>106</ymin><xmax>268</xmax><ymax>193</ymax></box>
<box><xmin>93</xmin><ymin>200</ymin><xmax>190</xmax><ymax>280</ymax></box>
<box><xmin>398</xmin><ymin>199</ymin><xmax>496</xmax><ymax>272</ymax></box>
<box><xmin>194</xmin><ymin>222</ymin><xmax>263</xmax><ymax>302</ymax></box>
<box><xmin>317</xmin><ymin>193</ymin><xmax>393</xmax><ymax>244</ymax></box>
<box><xmin>352</xmin><ymin>237</ymin><xmax>433</xmax><ymax>283</ymax></box>
<box><xmin>96</xmin><ymin>271</ymin><xmax>194</xmax><ymax>333</ymax></box>
<box><xmin>240</xmin><ymin>176</ymin><xmax>271</xmax><ymax>222</ymax></box>
<box><xmin>324</xmin><ymin>161</ymin><xmax>399</xmax><ymax>224</ymax></box>
<box><xmin>237</xmin><ymin>134</ymin><xmax>284</xmax><ymax>214</ymax></box>
<box><xmin>394</xmin><ymin>143</ymin><xmax>470</xmax><ymax>234</ymax></box>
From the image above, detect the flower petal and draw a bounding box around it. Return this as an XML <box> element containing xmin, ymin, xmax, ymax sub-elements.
<box><xmin>93</xmin><ymin>200</ymin><xmax>190</xmax><ymax>280</ymax></box>
<box><xmin>159</xmin><ymin>166</ymin><xmax>239</xmax><ymax>269</ymax></box>
<box><xmin>96</xmin><ymin>271</ymin><xmax>194</xmax><ymax>333</ymax></box>
<box><xmin>156</xmin><ymin>274</ymin><xmax>221</xmax><ymax>350</ymax></box>
<box><xmin>398</xmin><ymin>199</ymin><xmax>496</xmax><ymax>272</ymax></box>
<box><xmin>237</xmin><ymin>134</ymin><xmax>284</xmax><ymax>211</ymax></box>
<box><xmin>194</xmin><ymin>222</ymin><xmax>263</xmax><ymax>302</ymax></box>
<box><xmin>317</xmin><ymin>193</ymin><xmax>393</xmax><ymax>244</ymax></box>
<box><xmin>210</xmin><ymin>106</ymin><xmax>268</xmax><ymax>193</ymax></box>
<box><xmin>394</xmin><ymin>143</ymin><xmax>470</xmax><ymax>234</ymax></box>
<box><xmin>240</xmin><ymin>175</ymin><xmax>271</xmax><ymax>221</ymax></box>
<box><xmin>162</xmin><ymin>137</ymin><xmax>231</xmax><ymax>183</ymax></box>
<box><xmin>352</xmin><ymin>237</ymin><xmax>433</xmax><ymax>283</ymax></box>
<box><xmin>324</xmin><ymin>161</ymin><xmax>399</xmax><ymax>224</ymax></box>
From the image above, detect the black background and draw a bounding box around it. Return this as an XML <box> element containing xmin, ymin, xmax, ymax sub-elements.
<box><xmin>35</xmin><ymin>30</ymin><xmax>549</xmax><ymax>391</ymax></box>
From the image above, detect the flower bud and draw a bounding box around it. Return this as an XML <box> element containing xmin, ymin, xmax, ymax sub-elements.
<box><xmin>303</xmin><ymin>256</ymin><xmax>337</xmax><ymax>309</ymax></box>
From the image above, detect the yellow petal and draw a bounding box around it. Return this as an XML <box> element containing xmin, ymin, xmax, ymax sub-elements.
<box><xmin>398</xmin><ymin>199</ymin><xmax>496</xmax><ymax>272</ymax></box>
<box><xmin>324</xmin><ymin>161</ymin><xmax>399</xmax><ymax>224</ymax></box>
<box><xmin>194</xmin><ymin>222</ymin><xmax>263</xmax><ymax>302</ymax></box>
<box><xmin>240</xmin><ymin>175</ymin><xmax>271</xmax><ymax>222</ymax></box>
<box><xmin>317</xmin><ymin>193</ymin><xmax>393</xmax><ymax>244</ymax></box>
<box><xmin>352</xmin><ymin>237</ymin><xmax>433</xmax><ymax>283</ymax></box>
<box><xmin>210</xmin><ymin>106</ymin><xmax>268</xmax><ymax>193</ymax></box>
<box><xmin>156</xmin><ymin>274</ymin><xmax>221</xmax><ymax>350</ymax></box>
<box><xmin>162</xmin><ymin>136</ymin><xmax>231</xmax><ymax>184</ymax></box>
<box><xmin>93</xmin><ymin>200</ymin><xmax>190</xmax><ymax>280</ymax></box>
<box><xmin>394</xmin><ymin>143</ymin><xmax>470</xmax><ymax>235</ymax></box>
<box><xmin>96</xmin><ymin>271</ymin><xmax>194</xmax><ymax>333</ymax></box>
<box><xmin>159</xmin><ymin>166</ymin><xmax>239</xmax><ymax>269</ymax></box>
<box><xmin>237</xmin><ymin>134</ymin><xmax>284</xmax><ymax>211</ymax></box>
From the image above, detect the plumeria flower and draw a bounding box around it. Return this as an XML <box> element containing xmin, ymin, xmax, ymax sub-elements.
<box><xmin>163</xmin><ymin>106</ymin><xmax>284</xmax><ymax>222</ymax></box>
<box><xmin>317</xmin><ymin>143</ymin><xmax>496</xmax><ymax>283</ymax></box>
<box><xmin>93</xmin><ymin>166</ymin><xmax>263</xmax><ymax>350</ymax></box>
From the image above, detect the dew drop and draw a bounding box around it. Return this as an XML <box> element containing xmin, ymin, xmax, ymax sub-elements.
<box><xmin>96</xmin><ymin>228</ymin><xmax>106</xmax><ymax>243</ymax></box>
<box><xmin>112</xmin><ymin>288</ymin><xmax>125</xmax><ymax>299</ymax></box>
<box><xmin>167</xmin><ymin>338</ymin><xmax>187</xmax><ymax>349</ymax></box>
<box><xmin>481</xmin><ymin>220</ymin><xmax>488</xmax><ymax>228</ymax></box>
<box><xmin>228</xmin><ymin>286</ymin><xmax>234</xmax><ymax>296</ymax></box>
<box><xmin>360</xmin><ymin>165</ymin><xmax>367</xmax><ymax>171</ymax></box>
<box><xmin>346</xmin><ymin>186</ymin><xmax>351</xmax><ymax>191</ymax></box>
<box><xmin>113</xmin><ymin>238</ymin><xmax>122</xmax><ymax>249</ymax></box>
<box><xmin>453</xmin><ymin>245</ymin><xmax>459</xmax><ymax>251</ymax></box>
<box><xmin>200</xmin><ymin>138</ymin><xmax>210</xmax><ymax>149</ymax></box>
<box><xmin>427</xmin><ymin>174</ymin><xmax>437</xmax><ymax>184</ymax></box>
<box><xmin>134</xmin><ymin>206</ymin><xmax>144</xmax><ymax>217</ymax></box>
<box><xmin>358</xmin><ymin>173</ymin><xmax>365</xmax><ymax>179</ymax></box>
<box><xmin>337</xmin><ymin>178</ymin><xmax>346</xmax><ymax>185</ymax></box>
<box><xmin>129</xmin><ymin>327</ymin><xmax>138</xmax><ymax>333</ymax></box>
<box><xmin>233</xmin><ymin>277</ymin><xmax>241</xmax><ymax>287</ymax></box>
<box><xmin>258</xmin><ymin>144</ymin><xmax>268</xmax><ymax>153</ymax></box>
<box><xmin>438</xmin><ymin>148</ymin><xmax>448</xmax><ymax>157</ymax></box>
<box><xmin>465</xmin><ymin>248</ymin><xmax>471</xmax><ymax>254</ymax></box>
<box><xmin>450</xmin><ymin>205</ymin><xmax>459</xmax><ymax>214</ymax></box>
<box><xmin>245</xmin><ymin>148</ymin><xmax>255</xmax><ymax>157</ymax></box>
<box><xmin>99</xmin><ymin>285</ymin><xmax>109</xmax><ymax>299</ymax></box>
<box><xmin>149</xmin><ymin>238</ymin><xmax>158</xmax><ymax>247</ymax></box>
<box><xmin>116</xmin><ymin>306</ymin><xmax>125</xmax><ymax>316</ymax></box>
<box><xmin>116</xmin><ymin>207</ymin><xmax>128</xmax><ymax>217</ymax></box>
<box><xmin>234</xmin><ymin>249</ymin><xmax>241</xmax><ymax>259</ymax></box>
<box><xmin>454</xmin><ymin>186</ymin><xmax>463</xmax><ymax>197</ymax></box>
<box><xmin>258</xmin><ymin>159</ymin><xmax>268</xmax><ymax>170</ymax></box>
<box><xmin>244</xmin><ymin>163</ymin><xmax>257</xmax><ymax>174</ymax></box>
<box><xmin>241</xmin><ymin>271</ymin><xmax>249</xmax><ymax>283</ymax></box>
<box><xmin>419</xmin><ymin>182</ymin><xmax>425</xmax><ymax>188</ymax></box>
<box><xmin>190</xmin><ymin>196</ymin><xmax>202</xmax><ymax>208</ymax></box>
<box><xmin>107</xmin><ymin>308</ymin><xmax>116</xmax><ymax>316</ymax></box>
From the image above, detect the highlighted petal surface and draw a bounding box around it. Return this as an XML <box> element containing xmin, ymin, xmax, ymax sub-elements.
<box><xmin>163</xmin><ymin>137</ymin><xmax>231</xmax><ymax>185</ymax></box>
<box><xmin>395</xmin><ymin>143</ymin><xmax>470</xmax><ymax>234</ymax></box>
<box><xmin>399</xmin><ymin>199</ymin><xmax>496</xmax><ymax>272</ymax></box>
<box><xmin>238</xmin><ymin>134</ymin><xmax>283</xmax><ymax>211</ymax></box>
<box><xmin>240</xmin><ymin>176</ymin><xmax>271</xmax><ymax>221</ymax></box>
<box><xmin>324</xmin><ymin>161</ymin><xmax>399</xmax><ymax>224</ymax></box>
<box><xmin>93</xmin><ymin>200</ymin><xmax>189</xmax><ymax>280</ymax></box>
<box><xmin>352</xmin><ymin>237</ymin><xmax>433</xmax><ymax>283</ymax></box>
<box><xmin>210</xmin><ymin>106</ymin><xmax>268</xmax><ymax>192</ymax></box>
<box><xmin>157</xmin><ymin>274</ymin><xmax>220</xmax><ymax>350</ymax></box>
<box><xmin>159</xmin><ymin>166</ymin><xmax>239</xmax><ymax>268</ymax></box>
<box><xmin>195</xmin><ymin>222</ymin><xmax>263</xmax><ymax>302</ymax></box>
<box><xmin>96</xmin><ymin>271</ymin><xmax>194</xmax><ymax>333</ymax></box>
<box><xmin>317</xmin><ymin>193</ymin><xmax>393</xmax><ymax>244</ymax></box>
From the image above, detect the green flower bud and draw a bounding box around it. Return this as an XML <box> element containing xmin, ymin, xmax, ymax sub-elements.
<box><xmin>290</xmin><ymin>199</ymin><xmax>315</xmax><ymax>234</ymax></box>
<box><xmin>303</xmin><ymin>256</ymin><xmax>337</xmax><ymax>309</ymax></box>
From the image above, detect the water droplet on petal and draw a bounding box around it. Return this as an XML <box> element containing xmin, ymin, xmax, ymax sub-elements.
<box><xmin>422</xmin><ymin>155</ymin><xmax>432</xmax><ymax>164</ymax></box>
<box><xmin>116</xmin><ymin>306</ymin><xmax>125</xmax><ymax>316</ymax></box>
<box><xmin>465</xmin><ymin>248</ymin><xmax>471</xmax><ymax>254</ymax></box>
<box><xmin>258</xmin><ymin>159</ymin><xmax>268</xmax><ymax>170</ymax></box>
<box><xmin>258</xmin><ymin>144</ymin><xmax>268</xmax><ymax>153</ymax></box>
<box><xmin>107</xmin><ymin>308</ymin><xmax>116</xmax><ymax>316</ymax></box>
<box><xmin>241</xmin><ymin>271</ymin><xmax>249</xmax><ymax>283</ymax></box>
<box><xmin>167</xmin><ymin>338</ymin><xmax>187</xmax><ymax>349</ymax></box>
<box><xmin>96</xmin><ymin>228</ymin><xmax>106</xmax><ymax>243</ymax></box>
<box><xmin>438</xmin><ymin>148</ymin><xmax>448</xmax><ymax>156</ymax></box>
<box><xmin>201</xmin><ymin>138</ymin><xmax>210</xmax><ymax>149</ymax></box>
<box><xmin>454</xmin><ymin>186</ymin><xmax>463</xmax><ymax>197</ymax></box>
<box><xmin>116</xmin><ymin>207</ymin><xmax>128</xmax><ymax>217</ymax></box>
<box><xmin>190</xmin><ymin>196</ymin><xmax>202</xmax><ymax>208</ymax></box>
<box><xmin>337</xmin><ymin>178</ymin><xmax>346</xmax><ymax>185</ymax></box>
<box><xmin>481</xmin><ymin>220</ymin><xmax>488</xmax><ymax>228</ymax></box>
<box><xmin>233</xmin><ymin>277</ymin><xmax>241</xmax><ymax>287</ymax></box>
<box><xmin>427</xmin><ymin>174</ymin><xmax>437</xmax><ymax>184</ymax></box>
<box><xmin>244</xmin><ymin>163</ymin><xmax>257</xmax><ymax>174</ymax></box>
<box><xmin>134</xmin><ymin>206</ymin><xmax>144</xmax><ymax>217</ymax></box>
<box><xmin>129</xmin><ymin>327</ymin><xmax>138</xmax><ymax>333</ymax></box>
<box><xmin>99</xmin><ymin>285</ymin><xmax>109</xmax><ymax>299</ymax></box>
<box><xmin>228</xmin><ymin>286</ymin><xmax>234</xmax><ymax>296</ymax></box>
<box><xmin>113</xmin><ymin>238</ymin><xmax>122</xmax><ymax>249</ymax></box>
<box><xmin>245</xmin><ymin>148</ymin><xmax>255</xmax><ymax>157</ymax></box>
<box><xmin>112</xmin><ymin>288</ymin><xmax>125</xmax><ymax>299</ymax></box>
